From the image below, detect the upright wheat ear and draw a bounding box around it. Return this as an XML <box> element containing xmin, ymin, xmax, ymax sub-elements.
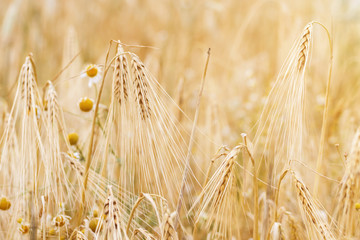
<box><xmin>292</xmin><ymin>172</ymin><xmax>335</xmax><ymax>240</ymax></box>
<box><xmin>98</xmin><ymin>187</ymin><xmax>127</xmax><ymax>239</ymax></box>
<box><xmin>162</xmin><ymin>206</ymin><xmax>177</xmax><ymax>240</ymax></box>
<box><xmin>298</xmin><ymin>24</ymin><xmax>312</xmax><ymax>71</ymax></box>
<box><xmin>131</xmin><ymin>55</ymin><xmax>151</xmax><ymax>119</ymax></box>
<box><xmin>336</xmin><ymin>127</ymin><xmax>360</xmax><ymax>238</ymax></box>
<box><xmin>277</xmin><ymin>208</ymin><xmax>304</xmax><ymax>240</ymax></box>
<box><xmin>113</xmin><ymin>44</ymin><xmax>129</xmax><ymax>105</ymax></box>
<box><xmin>20</xmin><ymin>55</ymin><xmax>37</xmax><ymax>113</ymax></box>
<box><xmin>43</xmin><ymin>81</ymin><xmax>58</xmax><ymax>124</ymax></box>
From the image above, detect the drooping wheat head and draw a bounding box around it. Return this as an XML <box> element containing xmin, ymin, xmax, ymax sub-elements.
<box><xmin>113</xmin><ymin>43</ymin><xmax>129</xmax><ymax>105</ymax></box>
<box><xmin>254</xmin><ymin>22</ymin><xmax>314</xmax><ymax>183</ymax></box>
<box><xmin>297</xmin><ymin>23</ymin><xmax>312</xmax><ymax>71</ymax></box>
<box><xmin>131</xmin><ymin>54</ymin><xmax>151</xmax><ymax>120</ymax></box>
<box><xmin>190</xmin><ymin>145</ymin><xmax>242</xmax><ymax>239</ymax></box>
<box><xmin>291</xmin><ymin>171</ymin><xmax>335</xmax><ymax>240</ymax></box>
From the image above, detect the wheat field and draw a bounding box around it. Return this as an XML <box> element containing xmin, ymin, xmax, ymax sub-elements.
<box><xmin>0</xmin><ymin>0</ymin><xmax>359</xmax><ymax>239</ymax></box>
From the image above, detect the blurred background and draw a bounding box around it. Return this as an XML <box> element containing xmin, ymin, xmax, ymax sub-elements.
<box><xmin>1</xmin><ymin>0</ymin><xmax>360</xmax><ymax>210</ymax></box>
<box><xmin>2</xmin><ymin>0</ymin><xmax>360</xmax><ymax>238</ymax></box>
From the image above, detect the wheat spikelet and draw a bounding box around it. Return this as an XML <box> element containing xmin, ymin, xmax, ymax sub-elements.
<box><xmin>66</xmin><ymin>153</ymin><xmax>85</xmax><ymax>176</ymax></box>
<box><xmin>113</xmin><ymin>43</ymin><xmax>129</xmax><ymax>105</ymax></box>
<box><xmin>297</xmin><ymin>24</ymin><xmax>312</xmax><ymax>71</ymax></box>
<box><xmin>213</xmin><ymin>149</ymin><xmax>237</xmax><ymax>209</ymax></box>
<box><xmin>43</xmin><ymin>81</ymin><xmax>58</xmax><ymax>124</ymax></box>
<box><xmin>292</xmin><ymin>172</ymin><xmax>335</xmax><ymax>240</ymax></box>
<box><xmin>19</xmin><ymin>55</ymin><xmax>37</xmax><ymax>113</ymax></box>
<box><xmin>162</xmin><ymin>206</ymin><xmax>177</xmax><ymax>240</ymax></box>
<box><xmin>269</xmin><ymin>222</ymin><xmax>284</xmax><ymax>240</ymax></box>
<box><xmin>285</xmin><ymin>216</ymin><xmax>301</xmax><ymax>240</ymax></box>
<box><xmin>97</xmin><ymin>187</ymin><xmax>128</xmax><ymax>239</ymax></box>
<box><xmin>277</xmin><ymin>208</ymin><xmax>303</xmax><ymax>240</ymax></box>
<box><xmin>131</xmin><ymin>54</ymin><xmax>151</xmax><ymax>119</ymax></box>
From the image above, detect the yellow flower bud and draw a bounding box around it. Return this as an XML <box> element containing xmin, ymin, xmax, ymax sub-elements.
<box><xmin>68</xmin><ymin>132</ymin><xmax>79</xmax><ymax>145</ymax></box>
<box><xmin>79</xmin><ymin>97</ymin><xmax>94</xmax><ymax>112</ymax></box>
<box><xmin>355</xmin><ymin>202</ymin><xmax>360</xmax><ymax>210</ymax></box>
<box><xmin>93</xmin><ymin>209</ymin><xmax>99</xmax><ymax>218</ymax></box>
<box><xmin>89</xmin><ymin>218</ymin><xmax>102</xmax><ymax>232</ymax></box>
<box><xmin>0</xmin><ymin>197</ymin><xmax>11</xmax><ymax>211</ymax></box>
<box><xmin>49</xmin><ymin>228</ymin><xmax>56</xmax><ymax>235</ymax></box>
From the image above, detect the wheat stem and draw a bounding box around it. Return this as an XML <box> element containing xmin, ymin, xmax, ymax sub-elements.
<box><xmin>174</xmin><ymin>48</ymin><xmax>211</xmax><ymax>231</ymax></box>
<box><xmin>126</xmin><ymin>194</ymin><xmax>145</xmax><ymax>236</ymax></box>
<box><xmin>79</xmin><ymin>41</ymin><xmax>115</xmax><ymax>222</ymax></box>
<box><xmin>313</xmin><ymin>22</ymin><xmax>334</xmax><ymax>196</ymax></box>
<box><xmin>274</xmin><ymin>169</ymin><xmax>289</xmax><ymax>222</ymax></box>
<box><xmin>242</xmin><ymin>134</ymin><xmax>259</xmax><ymax>240</ymax></box>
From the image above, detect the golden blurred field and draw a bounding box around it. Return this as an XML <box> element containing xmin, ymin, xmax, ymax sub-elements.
<box><xmin>1</xmin><ymin>0</ymin><xmax>360</xmax><ymax>239</ymax></box>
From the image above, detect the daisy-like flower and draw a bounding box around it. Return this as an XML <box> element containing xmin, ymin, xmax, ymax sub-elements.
<box><xmin>81</xmin><ymin>64</ymin><xmax>102</xmax><ymax>87</ymax></box>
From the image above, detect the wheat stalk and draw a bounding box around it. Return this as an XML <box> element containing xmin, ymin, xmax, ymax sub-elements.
<box><xmin>81</xmin><ymin>40</ymin><xmax>120</xmax><ymax>222</ymax></box>
<box><xmin>313</xmin><ymin>21</ymin><xmax>334</xmax><ymax>196</ymax></box>
<box><xmin>335</xmin><ymin>127</ymin><xmax>360</xmax><ymax>238</ymax></box>
<box><xmin>174</xmin><ymin>48</ymin><xmax>211</xmax><ymax>230</ymax></box>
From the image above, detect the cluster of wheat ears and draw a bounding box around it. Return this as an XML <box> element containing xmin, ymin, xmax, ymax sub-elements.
<box><xmin>0</xmin><ymin>2</ymin><xmax>360</xmax><ymax>239</ymax></box>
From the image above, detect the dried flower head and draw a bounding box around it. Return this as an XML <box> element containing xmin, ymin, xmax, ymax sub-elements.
<box><xmin>18</xmin><ymin>222</ymin><xmax>30</xmax><ymax>234</ymax></box>
<box><xmin>52</xmin><ymin>214</ymin><xmax>71</xmax><ymax>227</ymax></box>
